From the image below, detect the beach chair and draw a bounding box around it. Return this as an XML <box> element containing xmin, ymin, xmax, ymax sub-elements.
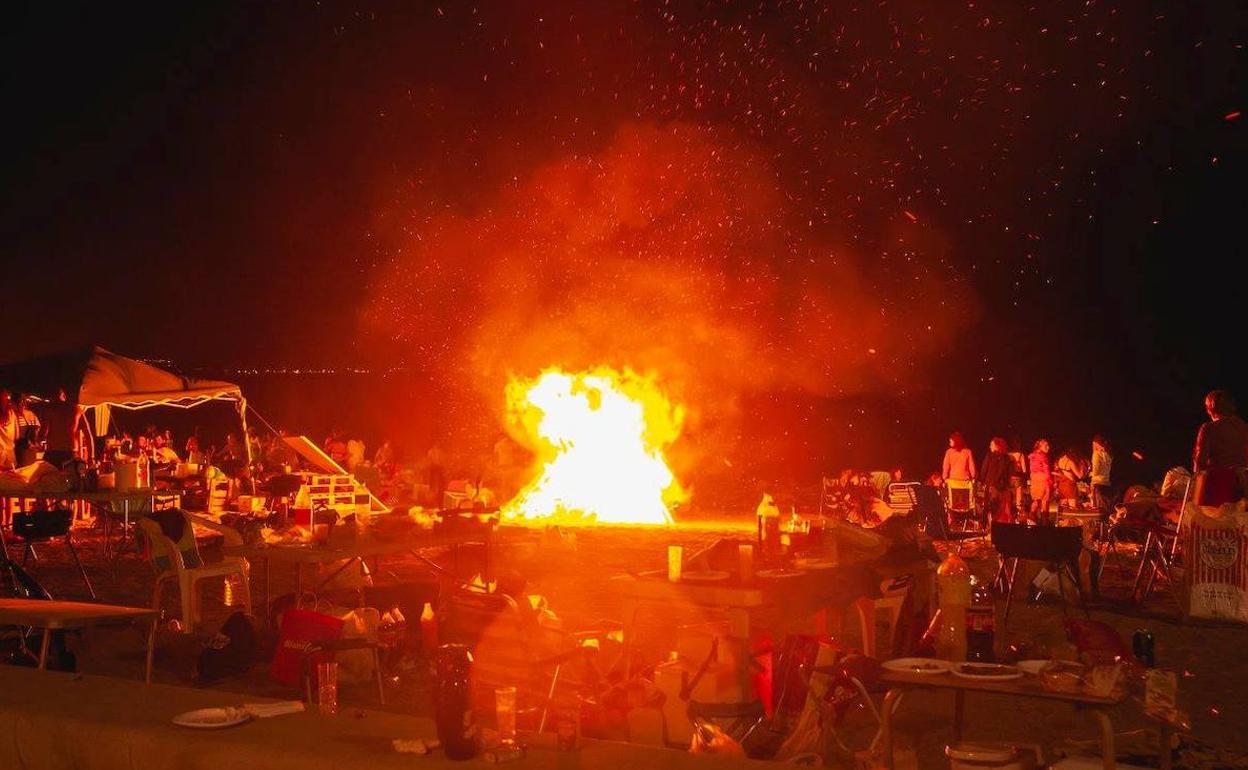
<box><xmin>944</xmin><ymin>479</ymin><xmax>980</xmax><ymax>533</ymax></box>
<box><xmin>138</xmin><ymin>510</ymin><xmax>251</xmax><ymax>632</ymax></box>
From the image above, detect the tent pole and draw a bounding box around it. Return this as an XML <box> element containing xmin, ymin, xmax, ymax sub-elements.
<box><xmin>238</xmin><ymin>397</ymin><xmax>255</xmax><ymax>495</ymax></box>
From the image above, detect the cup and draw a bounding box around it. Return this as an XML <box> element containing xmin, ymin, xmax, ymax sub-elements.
<box><xmin>667</xmin><ymin>545</ymin><xmax>683</xmax><ymax>582</ymax></box>
<box><xmin>317</xmin><ymin>661</ymin><xmax>338</xmax><ymax>715</ymax></box>
<box><xmin>738</xmin><ymin>544</ymin><xmax>755</xmax><ymax>582</ymax></box>
<box><xmin>495</xmin><ymin>686</ymin><xmax>517</xmax><ymax>746</ymax></box>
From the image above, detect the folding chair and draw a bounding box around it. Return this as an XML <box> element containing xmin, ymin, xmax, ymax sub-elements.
<box><xmin>990</xmin><ymin>523</ymin><xmax>1088</xmax><ymax>629</ymax></box>
<box><xmin>945</xmin><ymin>479</ymin><xmax>980</xmax><ymax>533</ymax></box>
<box><xmin>10</xmin><ymin>508</ymin><xmax>94</xmax><ymax>599</ymax></box>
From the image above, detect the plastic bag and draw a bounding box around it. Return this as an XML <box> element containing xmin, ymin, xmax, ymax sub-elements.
<box><xmin>689</xmin><ymin>718</ymin><xmax>745</xmax><ymax>757</ymax></box>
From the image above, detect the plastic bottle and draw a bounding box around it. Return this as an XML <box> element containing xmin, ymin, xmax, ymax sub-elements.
<box><xmin>935</xmin><ymin>553</ymin><xmax>971</xmax><ymax>662</ymax></box>
<box><xmin>966</xmin><ymin>575</ymin><xmax>996</xmax><ymax>662</ymax></box>
<box><xmin>756</xmin><ymin>494</ymin><xmax>782</xmax><ymax>559</ymax></box>
<box><xmin>136</xmin><ymin>451</ymin><xmax>150</xmax><ymax>489</ymax></box>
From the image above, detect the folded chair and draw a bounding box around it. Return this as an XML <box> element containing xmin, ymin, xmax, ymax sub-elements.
<box><xmin>991</xmin><ymin>522</ymin><xmax>1088</xmax><ymax>629</ymax></box>
<box><xmin>139</xmin><ymin>510</ymin><xmax>251</xmax><ymax>632</ymax></box>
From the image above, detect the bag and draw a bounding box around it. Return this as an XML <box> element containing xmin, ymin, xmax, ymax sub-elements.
<box><xmin>197</xmin><ymin>612</ymin><xmax>259</xmax><ymax>683</ymax></box>
<box><xmin>12</xmin><ymin>509</ymin><xmax>72</xmax><ymax>540</ymax></box>
<box><xmin>271</xmin><ymin>608</ymin><xmax>344</xmax><ymax>687</ymax></box>
<box><xmin>1184</xmin><ymin>504</ymin><xmax>1248</xmax><ymax>622</ymax></box>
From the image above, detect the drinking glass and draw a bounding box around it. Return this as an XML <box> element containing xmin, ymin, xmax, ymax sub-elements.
<box><xmin>495</xmin><ymin>686</ymin><xmax>517</xmax><ymax>746</ymax></box>
<box><xmin>317</xmin><ymin>661</ymin><xmax>338</xmax><ymax>715</ymax></box>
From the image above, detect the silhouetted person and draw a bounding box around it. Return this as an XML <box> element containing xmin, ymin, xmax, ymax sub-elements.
<box><xmin>1193</xmin><ymin>389</ymin><xmax>1248</xmax><ymax>505</ymax></box>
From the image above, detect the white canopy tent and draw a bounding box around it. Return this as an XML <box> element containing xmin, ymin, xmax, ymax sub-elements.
<box><xmin>0</xmin><ymin>346</ymin><xmax>251</xmax><ymax>462</ymax></box>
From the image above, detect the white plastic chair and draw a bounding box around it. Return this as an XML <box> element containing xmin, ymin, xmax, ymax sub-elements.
<box><xmin>139</xmin><ymin>512</ymin><xmax>251</xmax><ymax>632</ymax></box>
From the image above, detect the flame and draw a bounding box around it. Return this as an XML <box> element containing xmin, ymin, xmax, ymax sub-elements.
<box><xmin>502</xmin><ymin>367</ymin><xmax>686</xmax><ymax>525</ymax></box>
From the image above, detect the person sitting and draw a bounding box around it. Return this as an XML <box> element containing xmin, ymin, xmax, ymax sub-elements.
<box><xmin>152</xmin><ymin>433</ymin><xmax>180</xmax><ymax>465</ymax></box>
<box><xmin>1193</xmin><ymin>389</ymin><xmax>1248</xmax><ymax>505</ymax></box>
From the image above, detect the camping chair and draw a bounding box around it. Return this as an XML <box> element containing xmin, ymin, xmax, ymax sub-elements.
<box><xmin>990</xmin><ymin>523</ymin><xmax>1088</xmax><ymax>629</ymax></box>
<box><xmin>944</xmin><ymin>479</ymin><xmax>980</xmax><ymax>533</ymax></box>
<box><xmin>9</xmin><ymin>508</ymin><xmax>94</xmax><ymax>599</ymax></box>
<box><xmin>885</xmin><ymin>482</ymin><xmax>918</xmax><ymax>515</ymax></box>
<box><xmin>138</xmin><ymin>510</ymin><xmax>252</xmax><ymax>632</ymax></box>
<box><xmin>439</xmin><ymin>588</ymin><xmax>610</xmax><ymax>730</ymax></box>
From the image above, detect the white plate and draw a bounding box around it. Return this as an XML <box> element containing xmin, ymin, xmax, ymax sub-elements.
<box><xmin>881</xmin><ymin>657</ymin><xmax>952</xmax><ymax>675</ymax></box>
<box><xmin>172</xmin><ymin>707</ymin><xmax>252</xmax><ymax>729</ymax></box>
<box><xmin>793</xmin><ymin>558</ymin><xmax>837</xmax><ymax>570</ymax></box>
<box><xmin>1017</xmin><ymin>660</ymin><xmax>1050</xmax><ymax>675</ymax></box>
<box><xmin>951</xmin><ymin>663</ymin><xmax>1023</xmax><ymax>681</ymax></box>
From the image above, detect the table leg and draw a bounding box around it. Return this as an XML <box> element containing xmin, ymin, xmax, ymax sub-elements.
<box><xmin>953</xmin><ymin>689</ymin><xmax>965</xmax><ymax>743</ymax></box>
<box><xmin>296</xmin><ymin>563</ymin><xmax>304</xmax><ymax>605</ymax></box>
<box><xmin>37</xmin><ymin>630</ymin><xmax>51</xmax><ymax>671</ymax></box>
<box><xmin>1089</xmin><ymin>708</ymin><xmax>1116</xmax><ymax>770</ymax></box>
<box><xmin>855</xmin><ymin>596</ymin><xmax>877</xmax><ymax>657</ymax></box>
<box><xmin>881</xmin><ymin>688</ymin><xmax>903</xmax><ymax>770</ymax></box>
<box><xmin>145</xmin><ymin>618</ymin><xmax>157</xmax><ymax>684</ymax></box>
<box><xmin>264</xmin><ymin>557</ymin><xmax>272</xmax><ymax>622</ymax></box>
<box><xmin>620</xmin><ymin>598</ymin><xmax>640</xmax><ymax>679</ymax></box>
<box><xmin>1159</xmin><ymin>720</ymin><xmax>1172</xmax><ymax>770</ymax></box>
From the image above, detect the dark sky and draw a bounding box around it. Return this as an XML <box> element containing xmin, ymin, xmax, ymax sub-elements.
<box><xmin>2</xmin><ymin>1</ymin><xmax>1245</xmax><ymax>482</ymax></box>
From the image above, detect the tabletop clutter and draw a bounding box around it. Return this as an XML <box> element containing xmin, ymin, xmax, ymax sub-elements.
<box><xmin>0</xmin><ymin>467</ymin><xmax>1214</xmax><ymax>770</ymax></box>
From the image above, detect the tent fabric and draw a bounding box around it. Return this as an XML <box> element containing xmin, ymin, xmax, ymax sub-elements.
<box><xmin>0</xmin><ymin>346</ymin><xmax>241</xmax><ymax>409</ymax></box>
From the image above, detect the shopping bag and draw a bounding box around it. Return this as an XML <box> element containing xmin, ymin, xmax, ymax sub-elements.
<box><xmin>271</xmin><ymin>608</ymin><xmax>344</xmax><ymax>687</ymax></box>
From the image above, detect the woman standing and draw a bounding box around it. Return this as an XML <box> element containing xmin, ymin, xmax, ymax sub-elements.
<box><xmin>0</xmin><ymin>390</ymin><xmax>17</xmax><ymax>470</ymax></box>
<box><xmin>942</xmin><ymin>431</ymin><xmax>977</xmax><ymax>517</ymax></box>
<box><xmin>1090</xmin><ymin>435</ymin><xmax>1113</xmax><ymax>512</ymax></box>
<box><xmin>1008</xmin><ymin>436</ymin><xmax>1028</xmax><ymax>515</ymax></box>
<box><xmin>1055</xmin><ymin>446</ymin><xmax>1087</xmax><ymax>510</ymax></box>
<box><xmin>1028</xmin><ymin>439</ymin><xmax>1053</xmax><ymax>523</ymax></box>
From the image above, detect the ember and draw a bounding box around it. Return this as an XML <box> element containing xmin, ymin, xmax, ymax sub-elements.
<box><xmin>502</xmin><ymin>367</ymin><xmax>686</xmax><ymax>525</ymax></box>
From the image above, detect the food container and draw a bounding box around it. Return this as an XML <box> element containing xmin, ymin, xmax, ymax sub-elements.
<box><xmin>1038</xmin><ymin>660</ymin><xmax>1086</xmax><ymax>694</ymax></box>
<box><xmin>946</xmin><ymin>743</ymin><xmax>1039</xmax><ymax>770</ymax></box>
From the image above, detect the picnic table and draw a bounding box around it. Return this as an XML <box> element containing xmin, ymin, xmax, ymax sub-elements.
<box><xmin>878</xmin><ymin>668</ymin><xmax>1170</xmax><ymax>770</ymax></box>
<box><xmin>0</xmin><ymin>598</ymin><xmax>158</xmax><ymax>682</ymax></box>
<box><xmin>224</xmin><ymin>528</ymin><xmax>494</xmax><ymax>615</ymax></box>
<box><xmin>0</xmin><ymin>666</ymin><xmax>772</xmax><ymax>770</ymax></box>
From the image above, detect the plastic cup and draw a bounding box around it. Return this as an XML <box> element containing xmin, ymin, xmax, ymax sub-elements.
<box><xmin>317</xmin><ymin>661</ymin><xmax>338</xmax><ymax>715</ymax></box>
<box><xmin>495</xmin><ymin>686</ymin><xmax>517</xmax><ymax>746</ymax></box>
<box><xmin>668</xmin><ymin>545</ymin><xmax>683</xmax><ymax>582</ymax></box>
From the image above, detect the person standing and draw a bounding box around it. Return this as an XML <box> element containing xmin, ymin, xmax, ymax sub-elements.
<box><xmin>942</xmin><ymin>432</ymin><xmax>976</xmax><ymax>482</ymax></box>
<box><xmin>1028</xmin><ymin>439</ymin><xmax>1053</xmax><ymax>523</ymax></box>
<box><xmin>980</xmin><ymin>437</ymin><xmax>1013</xmax><ymax>523</ymax></box>
<box><xmin>942</xmin><ymin>431</ymin><xmax>976</xmax><ymax>518</ymax></box>
<box><xmin>1090</xmin><ymin>435</ymin><xmax>1113</xmax><ymax>512</ymax></box>
<box><xmin>1055</xmin><ymin>446</ymin><xmax>1087</xmax><ymax>510</ymax></box>
<box><xmin>0</xmin><ymin>390</ymin><xmax>18</xmax><ymax>470</ymax></box>
<box><xmin>1193</xmin><ymin>389</ymin><xmax>1248</xmax><ymax>505</ymax></box>
<box><xmin>1007</xmin><ymin>436</ymin><xmax>1028</xmax><ymax>514</ymax></box>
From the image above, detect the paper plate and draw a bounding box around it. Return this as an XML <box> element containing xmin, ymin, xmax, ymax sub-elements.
<box><xmin>172</xmin><ymin>707</ymin><xmax>252</xmax><ymax>729</ymax></box>
<box><xmin>950</xmin><ymin>663</ymin><xmax>1023</xmax><ymax>681</ymax></box>
<box><xmin>680</xmin><ymin>570</ymin><xmax>730</xmax><ymax>583</ymax></box>
<box><xmin>881</xmin><ymin>657</ymin><xmax>952</xmax><ymax>675</ymax></box>
<box><xmin>1017</xmin><ymin>660</ymin><xmax>1050</xmax><ymax>675</ymax></box>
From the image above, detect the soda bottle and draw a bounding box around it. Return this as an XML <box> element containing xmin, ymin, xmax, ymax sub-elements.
<box><xmin>935</xmin><ymin>553</ymin><xmax>970</xmax><ymax>661</ymax></box>
<box><xmin>965</xmin><ymin>575</ymin><xmax>996</xmax><ymax>662</ymax></box>
<box><xmin>432</xmin><ymin>644</ymin><xmax>478</xmax><ymax>760</ymax></box>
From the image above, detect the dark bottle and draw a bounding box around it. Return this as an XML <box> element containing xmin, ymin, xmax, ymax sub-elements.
<box><xmin>965</xmin><ymin>576</ymin><xmax>996</xmax><ymax>662</ymax></box>
<box><xmin>432</xmin><ymin>644</ymin><xmax>478</xmax><ymax>760</ymax></box>
<box><xmin>1132</xmin><ymin>630</ymin><xmax>1156</xmax><ymax>668</ymax></box>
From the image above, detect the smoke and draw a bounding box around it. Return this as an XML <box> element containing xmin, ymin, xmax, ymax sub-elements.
<box><xmin>362</xmin><ymin>121</ymin><xmax>977</xmax><ymax>480</ymax></box>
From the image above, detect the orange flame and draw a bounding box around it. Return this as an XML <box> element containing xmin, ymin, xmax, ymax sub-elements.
<box><xmin>502</xmin><ymin>367</ymin><xmax>686</xmax><ymax>525</ymax></box>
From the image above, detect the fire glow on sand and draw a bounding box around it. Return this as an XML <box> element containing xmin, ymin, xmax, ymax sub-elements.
<box><xmin>502</xmin><ymin>367</ymin><xmax>686</xmax><ymax>526</ymax></box>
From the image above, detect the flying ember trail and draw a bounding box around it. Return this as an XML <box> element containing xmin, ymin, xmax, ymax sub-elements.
<box><xmin>502</xmin><ymin>367</ymin><xmax>686</xmax><ymax>526</ymax></box>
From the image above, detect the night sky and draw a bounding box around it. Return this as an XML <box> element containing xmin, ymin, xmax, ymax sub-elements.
<box><xmin>2</xmin><ymin>2</ymin><xmax>1244</xmax><ymax>492</ymax></box>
